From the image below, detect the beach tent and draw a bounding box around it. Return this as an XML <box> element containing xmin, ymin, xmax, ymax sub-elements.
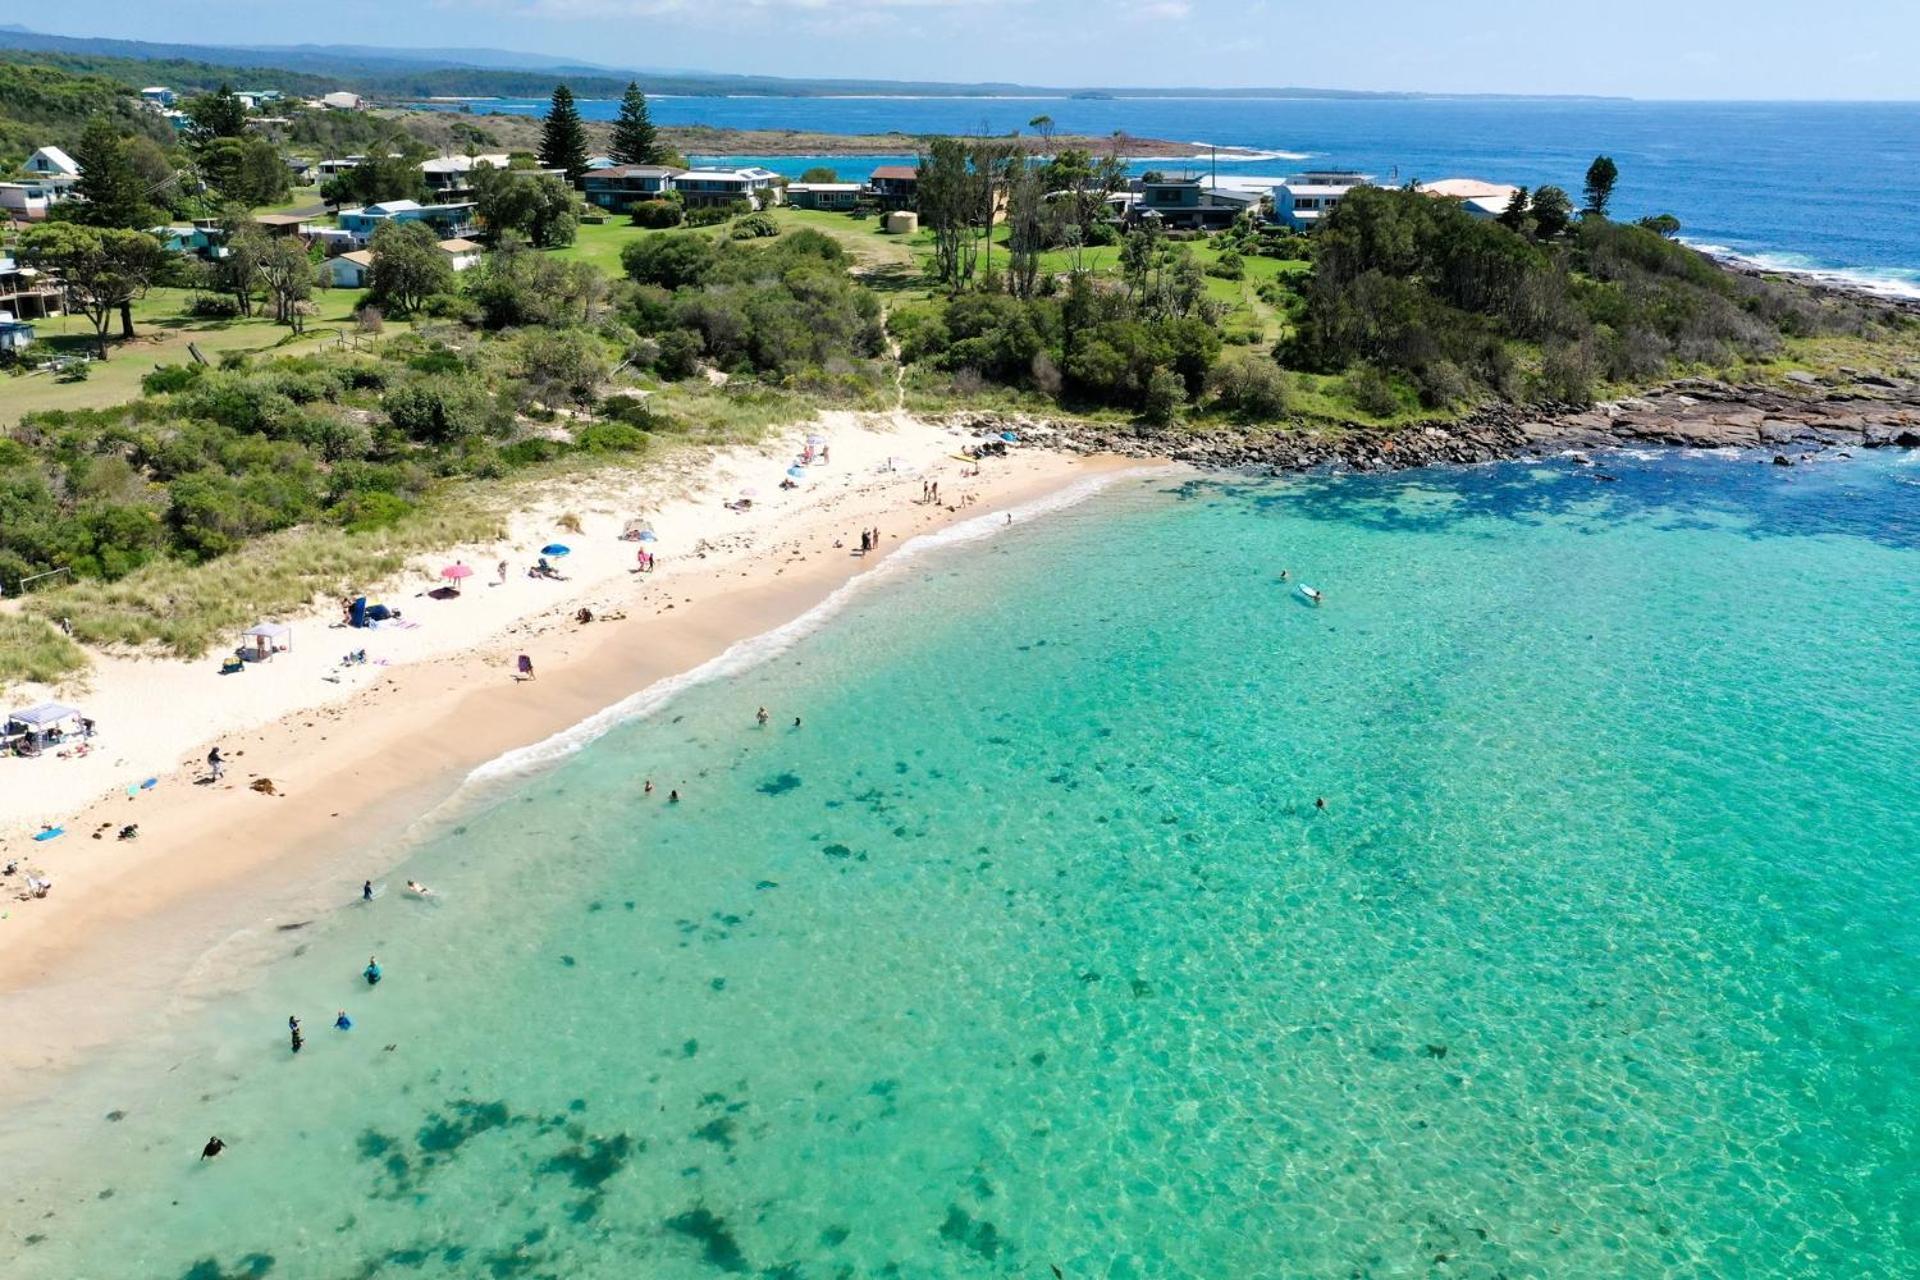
<box><xmin>8</xmin><ymin>702</ymin><xmax>81</xmax><ymax>731</ymax></box>
<box><xmin>242</xmin><ymin>622</ymin><xmax>292</xmax><ymax>661</ymax></box>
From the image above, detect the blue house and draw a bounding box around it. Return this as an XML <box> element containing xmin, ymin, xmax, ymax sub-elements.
<box><xmin>1273</xmin><ymin>170</ymin><xmax>1373</xmax><ymax>230</ymax></box>
<box><xmin>336</xmin><ymin>200</ymin><xmax>479</xmax><ymax>246</ymax></box>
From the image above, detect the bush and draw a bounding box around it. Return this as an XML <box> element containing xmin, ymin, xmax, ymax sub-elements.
<box><xmin>1141</xmin><ymin>366</ymin><xmax>1186</xmax><ymax>428</ymax></box>
<box><xmin>729</xmin><ymin>212</ymin><xmax>779</xmax><ymax>240</ymax></box>
<box><xmin>186</xmin><ymin>294</ymin><xmax>242</xmax><ymax>319</ymax></box>
<box><xmin>653</xmin><ymin>329</ymin><xmax>703</xmax><ymax>380</ymax></box>
<box><xmin>621</xmin><ymin>233</ymin><xmax>719</xmax><ymax>290</ymax></box>
<box><xmin>141</xmin><ymin>364</ymin><xmax>205</xmax><ymax>395</ymax></box>
<box><xmin>685</xmin><ymin>199</ymin><xmax>751</xmax><ymax>227</ymax></box>
<box><xmin>1208</xmin><ymin>249</ymin><xmax>1246</xmax><ymax>281</ymax></box>
<box><xmin>1205</xmin><ymin>354</ymin><xmax>1293</xmax><ymax>421</ymax></box>
<box><xmin>1341</xmin><ymin>364</ymin><xmax>1405</xmax><ymax>418</ymax></box>
<box><xmin>420</xmin><ymin>292</ymin><xmax>477</xmax><ymax>322</ymax></box>
<box><xmin>382</xmin><ymin>377</ymin><xmax>502</xmax><ymax>444</ymax></box>
<box><xmin>572</xmin><ymin>421</ymin><xmax>649</xmax><ymax>453</ymax></box>
<box><xmin>629</xmin><ymin>199</ymin><xmax>684</xmax><ymax>229</ymax></box>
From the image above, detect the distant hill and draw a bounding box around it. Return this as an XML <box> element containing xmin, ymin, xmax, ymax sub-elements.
<box><xmin>0</xmin><ymin>26</ymin><xmax>1623</xmax><ymax>101</ymax></box>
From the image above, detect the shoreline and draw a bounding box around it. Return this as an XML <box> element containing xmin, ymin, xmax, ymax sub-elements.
<box><xmin>0</xmin><ymin>417</ymin><xmax>1145</xmax><ymax>1077</ymax></box>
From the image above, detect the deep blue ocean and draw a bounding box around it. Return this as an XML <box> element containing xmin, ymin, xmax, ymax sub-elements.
<box><xmin>433</xmin><ymin>96</ymin><xmax>1920</xmax><ymax>298</ymax></box>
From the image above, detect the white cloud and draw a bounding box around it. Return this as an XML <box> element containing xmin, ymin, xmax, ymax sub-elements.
<box><xmin>1131</xmin><ymin>0</ymin><xmax>1191</xmax><ymax>18</ymax></box>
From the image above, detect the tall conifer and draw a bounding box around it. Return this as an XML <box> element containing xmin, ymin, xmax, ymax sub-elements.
<box><xmin>609</xmin><ymin>82</ymin><xmax>660</xmax><ymax>166</ymax></box>
<box><xmin>539</xmin><ymin>84</ymin><xmax>590</xmax><ymax>185</ymax></box>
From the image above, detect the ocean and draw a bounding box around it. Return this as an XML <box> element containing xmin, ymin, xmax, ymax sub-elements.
<box><xmin>428</xmin><ymin>95</ymin><xmax>1920</xmax><ymax>299</ymax></box>
<box><xmin>4</xmin><ymin>447</ymin><xmax>1917</xmax><ymax>1278</ymax></box>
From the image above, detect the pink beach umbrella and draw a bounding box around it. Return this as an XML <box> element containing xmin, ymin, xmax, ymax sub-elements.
<box><xmin>440</xmin><ymin>563</ymin><xmax>474</xmax><ymax>593</ymax></box>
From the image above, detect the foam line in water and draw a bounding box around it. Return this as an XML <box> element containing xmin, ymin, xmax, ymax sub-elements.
<box><xmin>454</xmin><ymin>467</ymin><xmax>1160</xmax><ymax>796</ymax></box>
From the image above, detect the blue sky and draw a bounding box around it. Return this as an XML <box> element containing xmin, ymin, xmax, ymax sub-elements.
<box><xmin>28</xmin><ymin>0</ymin><xmax>1920</xmax><ymax>98</ymax></box>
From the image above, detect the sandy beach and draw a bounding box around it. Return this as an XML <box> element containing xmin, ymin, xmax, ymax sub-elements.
<box><xmin>0</xmin><ymin>412</ymin><xmax>1132</xmax><ymax>1076</ymax></box>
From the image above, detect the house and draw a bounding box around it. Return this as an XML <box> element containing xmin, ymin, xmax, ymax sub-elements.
<box><xmin>300</xmin><ymin>225</ymin><xmax>358</xmax><ymax>254</ymax></box>
<box><xmin>316</xmin><ymin>156</ymin><xmax>365</xmax><ymax>180</ymax></box>
<box><xmin>419</xmin><ymin>153</ymin><xmax>516</xmax><ymax>200</ymax></box>
<box><xmin>1416</xmin><ymin>178</ymin><xmax>1522</xmax><ymax>220</ymax></box>
<box><xmin>0</xmin><ymin>177</ymin><xmax>73</xmax><ymax>219</ymax></box>
<box><xmin>673</xmin><ymin>167</ymin><xmax>780</xmax><ymax>210</ymax></box>
<box><xmin>325</xmin><ymin>250</ymin><xmax>374</xmax><ymax>289</ymax></box>
<box><xmin>1273</xmin><ymin>170</ymin><xmax>1373</xmax><ymax>230</ymax></box>
<box><xmin>140</xmin><ymin>86</ymin><xmax>174</xmax><ymax>108</ymax></box>
<box><xmin>235</xmin><ymin>90</ymin><xmax>282</xmax><ymax>110</ymax></box>
<box><xmin>785</xmin><ymin>182</ymin><xmax>864</xmax><ymax>212</ymax></box>
<box><xmin>581</xmin><ymin>164</ymin><xmax>684</xmax><ymax>210</ymax></box>
<box><xmin>585</xmin><ymin>155</ymin><xmax>618</xmax><ymax>171</ymax></box>
<box><xmin>437</xmin><ymin>238</ymin><xmax>483</xmax><ymax>271</ymax></box>
<box><xmin>336</xmin><ymin>200</ymin><xmax>479</xmax><ymax>245</ymax></box>
<box><xmin>24</xmin><ymin>147</ymin><xmax>79</xmax><ymax>180</ymax></box>
<box><xmin>286</xmin><ymin>157</ymin><xmax>315</xmax><ymax>183</ymax></box>
<box><xmin>150</xmin><ymin>220</ymin><xmax>231</xmax><ymax>259</ymax></box>
<box><xmin>1129</xmin><ymin>176</ymin><xmax>1261</xmax><ymax>231</ymax></box>
<box><xmin>0</xmin><ymin>311</ymin><xmax>33</xmax><ymax>354</ymax></box>
<box><xmin>869</xmin><ymin>165</ymin><xmax>918</xmax><ymax>210</ymax></box>
<box><xmin>252</xmin><ymin>213</ymin><xmax>309</xmax><ymax>238</ymax></box>
<box><xmin>0</xmin><ymin>257</ymin><xmax>62</xmax><ymax>320</ymax></box>
<box><xmin>321</xmin><ymin>91</ymin><xmax>363</xmax><ymax>111</ymax></box>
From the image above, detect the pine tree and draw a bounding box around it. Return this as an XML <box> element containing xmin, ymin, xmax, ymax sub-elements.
<box><xmin>1583</xmin><ymin>155</ymin><xmax>1619</xmax><ymax>218</ymax></box>
<box><xmin>610</xmin><ymin>82</ymin><xmax>660</xmax><ymax>166</ymax></box>
<box><xmin>539</xmin><ymin>84</ymin><xmax>590</xmax><ymax>186</ymax></box>
<box><xmin>70</xmin><ymin>118</ymin><xmax>155</xmax><ymax>230</ymax></box>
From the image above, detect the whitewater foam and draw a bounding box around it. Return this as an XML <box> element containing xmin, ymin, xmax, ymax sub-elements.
<box><xmin>1687</xmin><ymin>239</ymin><xmax>1920</xmax><ymax>302</ymax></box>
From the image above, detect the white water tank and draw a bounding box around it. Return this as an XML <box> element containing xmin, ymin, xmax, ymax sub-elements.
<box><xmin>883</xmin><ymin>210</ymin><xmax>918</xmax><ymax>235</ymax></box>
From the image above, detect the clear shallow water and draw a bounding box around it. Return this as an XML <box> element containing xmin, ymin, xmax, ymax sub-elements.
<box><xmin>436</xmin><ymin>96</ymin><xmax>1920</xmax><ymax>296</ymax></box>
<box><xmin>4</xmin><ymin>450</ymin><xmax>1919</xmax><ymax>1279</ymax></box>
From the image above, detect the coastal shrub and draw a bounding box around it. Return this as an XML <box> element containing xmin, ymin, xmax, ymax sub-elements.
<box><xmin>729</xmin><ymin>212</ymin><xmax>780</xmax><ymax>240</ymax></box>
<box><xmin>1208</xmin><ymin>249</ymin><xmax>1246</xmax><ymax>281</ymax></box>
<box><xmin>382</xmin><ymin>377</ymin><xmax>503</xmax><ymax>445</ymax></box>
<box><xmin>572</xmin><ymin>421</ymin><xmax>650</xmax><ymax>453</ymax></box>
<box><xmin>629</xmin><ymin>199</ymin><xmax>684</xmax><ymax>229</ymax></box>
<box><xmin>141</xmin><ymin>363</ymin><xmax>204</xmax><ymax>395</ymax></box>
<box><xmin>1141</xmin><ymin>366</ymin><xmax>1186</xmax><ymax>428</ymax></box>
<box><xmin>186</xmin><ymin>293</ymin><xmax>242</xmax><ymax>319</ymax></box>
<box><xmin>1340</xmin><ymin>364</ymin><xmax>1405</xmax><ymax>418</ymax></box>
<box><xmin>1205</xmin><ymin>353</ymin><xmax>1292</xmax><ymax>421</ymax></box>
<box><xmin>653</xmin><ymin>329</ymin><xmax>703</xmax><ymax>380</ymax></box>
<box><xmin>1536</xmin><ymin>340</ymin><xmax>1598</xmax><ymax>406</ymax></box>
<box><xmin>684</xmin><ymin>200</ymin><xmax>750</xmax><ymax>228</ymax></box>
<box><xmin>621</xmin><ymin>233</ymin><xmax>720</xmax><ymax>290</ymax></box>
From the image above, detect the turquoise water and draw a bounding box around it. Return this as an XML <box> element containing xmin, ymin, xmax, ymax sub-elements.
<box><xmin>4</xmin><ymin>451</ymin><xmax>1918</xmax><ymax>1279</ymax></box>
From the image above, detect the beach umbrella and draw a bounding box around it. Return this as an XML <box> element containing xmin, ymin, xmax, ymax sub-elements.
<box><xmin>541</xmin><ymin>544</ymin><xmax>571</xmax><ymax>557</ymax></box>
<box><xmin>807</xmin><ymin>433</ymin><xmax>828</xmax><ymax>446</ymax></box>
<box><xmin>440</xmin><ymin>564</ymin><xmax>473</xmax><ymax>580</ymax></box>
<box><xmin>638</xmin><ymin>530</ymin><xmax>657</xmax><ymax>542</ymax></box>
<box><xmin>1000</xmin><ymin>431</ymin><xmax>1019</xmax><ymax>443</ymax></box>
<box><xmin>786</xmin><ymin>466</ymin><xmax>806</xmax><ymax>478</ymax></box>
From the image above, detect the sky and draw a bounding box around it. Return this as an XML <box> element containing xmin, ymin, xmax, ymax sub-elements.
<box><xmin>23</xmin><ymin>0</ymin><xmax>1920</xmax><ymax>99</ymax></box>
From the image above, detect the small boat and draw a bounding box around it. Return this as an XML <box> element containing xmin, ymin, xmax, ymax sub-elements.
<box><xmin>1297</xmin><ymin>584</ymin><xmax>1323</xmax><ymax>605</ymax></box>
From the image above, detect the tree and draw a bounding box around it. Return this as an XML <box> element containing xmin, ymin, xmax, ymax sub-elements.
<box><xmin>918</xmin><ymin>137</ymin><xmax>984</xmax><ymax>292</ymax></box>
<box><xmin>799</xmin><ymin>166</ymin><xmax>839</xmax><ymax>184</ymax></box>
<box><xmin>67</xmin><ymin>119</ymin><xmax>156</xmax><ymax>230</ymax></box>
<box><xmin>199</xmin><ymin>135</ymin><xmax>291</xmax><ymax>208</ymax></box>
<box><xmin>539</xmin><ymin>84</ymin><xmax>590</xmax><ymax>186</ymax></box>
<box><xmin>1497</xmin><ymin>186</ymin><xmax>1530</xmax><ymax>232</ymax></box>
<box><xmin>1583</xmin><ymin>155</ymin><xmax>1619</xmax><ymax>218</ymax></box>
<box><xmin>473</xmin><ymin>167</ymin><xmax>578</xmax><ymax>248</ymax></box>
<box><xmin>1530</xmin><ymin>185</ymin><xmax>1574</xmax><ymax>239</ymax></box>
<box><xmin>215</xmin><ymin>217</ymin><xmax>270</xmax><ymax>317</ymax></box>
<box><xmin>1004</xmin><ymin>162</ymin><xmax>1047</xmax><ymax>300</ymax></box>
<box><xmin>258</xmin><ymin>237</ymin><xmax>315</xmax><ymax>328</ymax></box>
<box><xmin>1637</xmin><ymin>212</ymin><xmax>1682</xmax><ymax>238</ymax></box>
<box><xmin>609</xmin><ymin>82</ymin><xmax>662</xmax><ymax>166</ymax></box>
<box><xmin>185</xmin><ymin>84</ymin><xmax>249</xmax><ymax>141</ymax></box>
<box><xmin>18</xmin><ymin>224</ymin><xmax>163</xmax><ymax>357</ymax></box>
<box><xmin>366</xmin><ymin>221</ymin><xmax>454</xmax><ymax>316</ymax></box>
<box><xmin>321</xmin><ymin>145</ymin><xmax>428</xmax><ymax>210</ymax></box>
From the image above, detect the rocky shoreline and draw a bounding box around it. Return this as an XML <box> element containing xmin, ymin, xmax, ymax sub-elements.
<box><xmin>946</xmin><ymin>371</ymin><xmax>1920</xmax><ymax>475</ymax></box>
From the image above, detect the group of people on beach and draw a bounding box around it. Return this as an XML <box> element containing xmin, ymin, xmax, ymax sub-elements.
<box><xmin>857</xmin><ymin>527</ymin><xmax>883</xmax><ymax>554</ymax></box>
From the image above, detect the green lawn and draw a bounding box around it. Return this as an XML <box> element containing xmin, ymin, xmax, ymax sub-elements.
<box><xmin>4</xmin><ymin>285</ymin><xmax>373</xmax><ymax>424</ymax></box>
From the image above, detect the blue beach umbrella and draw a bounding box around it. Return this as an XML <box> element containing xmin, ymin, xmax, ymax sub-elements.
<box><xmin>541</xmin><ymin>543</ymin><xmax>571</xmax><ymax>557</ymax></box>
<box><xmin>638</xmin><ymin>530</ymin><xmax>657</xmax><ymax>542</ymax></box>
<box><xmin>1000</xmin><ymin>431</ymin><xmax>1019</xmax><ymax>443</ymax></box>
<box><xmin>786</xmin><ymin>466</ymin><xmax>806</xmax><ymax>478</ymax></box>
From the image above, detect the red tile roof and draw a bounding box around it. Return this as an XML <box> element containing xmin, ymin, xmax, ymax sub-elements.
<box><xmin>869</xmin><ymin>166</ymin><xmax>918</xmax><ymax>181</ymax></box>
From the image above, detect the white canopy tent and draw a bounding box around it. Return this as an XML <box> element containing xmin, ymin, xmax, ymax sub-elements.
<box><xmin>241</xmin><ymin>621</ymin><xmax>292</xmax><ymax>661</ymax></box>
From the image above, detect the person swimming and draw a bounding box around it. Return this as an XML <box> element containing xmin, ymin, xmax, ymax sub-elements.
<box><xmin>406</xmin><ymin>880</ymin><xmax>431</xmax><ymax>897</ymax></box>
<box><xmin>364</xmin><ymin>956</ymin><xmax>382</xmax><ymax>986</ymax></box>
<box><xmin>643</xmin><ymin>778</ymin><xmax>654</xmax><ymax>795</ymax></box>
<box><xmin>334</xmin><ymin>1010</ymin><xmax>353</xmax><ymax>1031</ymax></box>
<box><xmin>200</xmin><ymin>1136</ymin><xmax>226</xmax><ymax>1161</ymax></box>
<box><xmin>668</xmin><ymin>789</ymin><xmax>680</xmax><ymax>803</ymax></box>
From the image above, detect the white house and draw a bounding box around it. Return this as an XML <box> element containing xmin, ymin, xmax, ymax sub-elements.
<box><xmin>24</xmin><ymin>147</ymin><xmax>79</xmax><ymax>180</ymax></box>
<box><xmin>1417</xmin><ymin>178</ymin><xmax>1522</xmax><ymax>220</ymax></box>
<box><xmin>140</xmin><ymin>86</ymin><xmax>174</xmax><ymax>108</ymax></box>
<box><xmin>1273</xmin><ymin>170</ymin><xmax>1373</xmax><ymax>230</ymax></box>
<box><xmin>673</xmin><ymin>167</ymin><xmax>781</xmax><ymax>210</ymax></box>
<box><xmin>321</xmin><ymin>91</ymin><xmax>364</xmax><ymax>111</ymax></box>
<box><xmin>325</xmin><ymin>250</ymin><xmax>374</xmax><ymax>288</ymax></box>
<box><xmin>437</xmin><ymin>238</ymin><xmax>483</xmax><ymax>272</ymax></box>
<box><xmin>1</xmin><ymin>147</ymin><xmax>81</xmax><ymax>219</ymax></box>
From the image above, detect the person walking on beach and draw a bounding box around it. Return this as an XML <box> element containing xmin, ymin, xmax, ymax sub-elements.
<box><xmin>207</xmin><ymin>746</ymin><xmax>225</xmax><ymax>782</ymax></box>
<box><xmin>497</xmin><ymin>560</ymin><xmax>509</xmax><ymax>585</ymax></box>
<box><xmin>516</xmin><ymin>654</ymin><xmax>535</xmax><ymax>681</ymax></box>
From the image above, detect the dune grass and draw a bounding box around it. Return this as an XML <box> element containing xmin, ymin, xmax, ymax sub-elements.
<box><xmin>0</xmin><ymin>612</ymin><xmax>90</xmax><ymax>691</ymax></box>
<box><xmin>27</xmin><ymin>498</ymin><xmax>508</xmax><ymax>659</ymax></box>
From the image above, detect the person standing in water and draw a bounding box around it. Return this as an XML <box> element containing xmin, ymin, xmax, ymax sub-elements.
<box><xmin>334</xmin><ymin>1010</ymin><xmax>353</xmax><ymax>1031</ymax></box>
<box><xmin>200</xmin><ymin>1136</ymin><xmax>226</xmax><ymax>1161</ymax></box>
<box><xmin>364</xmin><ymin>956</ymin><xmax>382</xmax><ymax>986</ymax></box>
<box><xmin>362</xmin><ymin>880</ymin><xmax>374</xmax><ymax>903</ymax></box>
<box><xmin>289</xmin><ymin>1017</ymin><xmax>304</xmax><ymax>1054</ymax></box>
<box><xmin>756</xmin><ymin>707</ymin><xmax>770</xmax><ymax>726</ymax></box>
